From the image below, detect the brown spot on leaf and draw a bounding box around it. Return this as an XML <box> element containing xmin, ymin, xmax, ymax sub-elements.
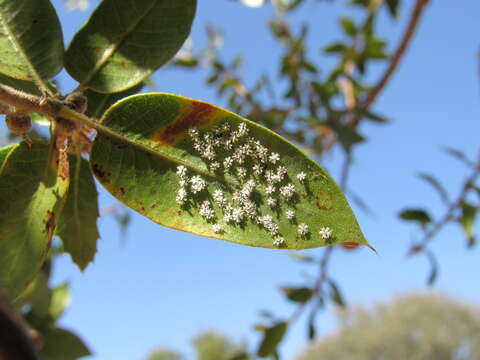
<box><xmin>151</xmin><ymin>204</ymin><xmax>157</xmax><ymax>209</ymax></box>
<box><xmin>151</xmin><ymin>101</ymin><xmax>216</xmax><ymax>145</ymax></box>
<box><xmin>341</xmin><ymin>242</ymin><xmax>360</xmax><ymax>250</ymax></box>
<box><xmin>120</xmin><ymin>187</ymin><xmax>126</xmax><ymax>195</ymax></box>
<box><xmin>91</xmin><ymin>163</ymin><xmax>109</xmax><ymax>183</ymax></box>
<box><xmin>58</xmin><ymin>149</ymin><xmax>69</xmax><ymax>181</ymax></box>
<box><xmin>110</xmin><ymin>138</ymin><xmax>128</xmax><ymax>149</ymax></box>
<box><xmin>45</xmin><ymin>211</ymin><xmax>56</xmax><ymax>246</ymax></box>
<box><xmin>316</xmin><ymin>192</ymin><xmax>333</xmax><ymax>210</ymax></box>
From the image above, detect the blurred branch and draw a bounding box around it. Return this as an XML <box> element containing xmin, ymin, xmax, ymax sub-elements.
<box><xmin>408</xmin><ymin>150</ymin><xmax>480</xmax><ymax>254</ymax></box>
<box><xmin>288</xmin><ymin>246</ymin><xmax>335</xmax><ymax>324</ymax></box>
<box><xmin>361</xmin><ymin>0</ymin><xmax>429</xmax><ymax>111</ymax></box>
<box><xmin>0</xmin><ymin>289</ymin><xmax>40</xmax><ymax>360</ymax></box>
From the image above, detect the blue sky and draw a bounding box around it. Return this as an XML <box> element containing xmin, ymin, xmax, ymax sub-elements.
<box><xmin>47</xmin><ymin>1</ymin><xmax>480</xmax><ymax>359</ymax></box>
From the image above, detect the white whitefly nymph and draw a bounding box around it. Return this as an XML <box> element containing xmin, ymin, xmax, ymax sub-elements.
<box><xmin>319</xmin><ymin>226</ymin><xmax>333</xmax><ymax>240</ymax></box>
<box><xmin>298</xmin><ymin>223</ymin><xmax>309</xmax><ymax>236</ymax></box>
<box><xmin>177</xmin><ymin>121</ymin><xmax>320</xmax><ymax>248</ymax></box>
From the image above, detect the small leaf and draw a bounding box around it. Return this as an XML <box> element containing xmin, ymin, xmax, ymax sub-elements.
<box><xmin>307</xmin><ymin>305</ymin><xmax>320</xmax><ymax>340</ymax></box>
<box><xmin>287</xmin><ymin>0</ymin><xmax>305</xmax><ymax>11</ymax></box>
<box><xmin>353</xmin><ymin>108</ymin><xmax>389</xmax><ymax>124</ymax></box>
<box><xmin>259</xmin><ymin>310</ymin><xmax>275</xmax><ymax>320</ymax></box>
<box><xmin>328</xmin><ymin>280</ymin><xmax>346</xmax><ymax>307</ymax></box>
<box><xmin>229</xmin><ymin>353</ymin><xmax>251</xmax><ymax>360</ymax></box>
<box><xmin>340</xmin><ymin>17</ymin><xmax>357</xmax><ymax>36</ymax></box>
<box><xmin>257</xmin><ymin>322</ymin><xmax>288</xmax><ymax>358</ymax></box>
<box><xmin>65</xmin><ymin>0</ymin><xmax>196</xmax><ymax>93</ymax></box>
<box><xmin>89</xmin><ymin>93</ymin><xmax>370</xmax><ymax>250</ymax></box>
<box><xmin>399</xmin><ymin>208</ymin><xmax>431</xmax><ymax>226</ymax></box>
<box><xmin>288</xmin><ymin>252</ymin><xmax>316</xmax><ymax>263</ymax></box>
<box><xmin>331</xmin><ymin>122</ymin><xmax>365</xmax><ymax>147</ymax></box>
<box><xmin>443</xmin><ymin>147</ymin><xmax>475</xmax><ymax>168</ymax></box>
<box><xmin>49</xmin><ymin>283</ymin><xmax>70</xmax><ymax>320</ymax></box>
<box><xmin>425</xmin><ymin>250</ymin><xmax>438</xmax><ymax>286</ymax></box>
<box><xmin>56</xmin><ymin>156</ymin><xmax>100</xmax><ymax>270</ymax></box>
<box><xmin>39</xmin><ymin>327</ymin><xmax>91</xmax><ymax>360</ymax></box>
<box><xmin>417</xmin><ymin>173</ymin><xmax>449</xmax><ymax>205</ymax></box>
<box><xmin>459</xmin><ymin>202</ymin><xmax>477</xmax><ymax>247</ymax></box>
<box><xmin>279</xmin><ymin>286</ymin><xmax>314</xmax><ymax>303</ymax></box>
<box><xmin>323</xmin><ymin>42</ymin><xmax>347</xmax><ymax>54</ymax></box>
<box><xmin>114</xmin><ymin>210</ymin><xmax>131</xmax><ymax>244</ymax></box>
<box><xmin>0</xmin><ymin>0</ymin><xmax>64</xmax><ymax>82</ymax></box>
<box><xmin>363</xmin><ymin>38</ymin><xmax>387</xmax><ymax>59</ymax></box>
<box><xmin>0</xmin><ymin>142</ymin><xmax>69</xmax><ymax>298</ymax></box>
<box><xmin>348</xmin><ymin>191</ymin><xmax>374</xmax><ymax>216</ymax></box>
<box><xmin>385</xmin><ymin>0</ymin><xmax>400</xmax><ymax>18</ymax></box>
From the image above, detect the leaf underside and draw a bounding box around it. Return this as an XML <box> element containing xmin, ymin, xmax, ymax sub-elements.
<box><xmin>0</xmin><ymin>0</ymin><xmax>64</xmax><ymax>81</ymax></box>
<box><xmin>65</xmin><ymin>0</ymin><xmax>196</xmax><ymax>93</ymax></box>
<box><xmin>56</xmin><ymin>155</ymin><xmax>100</xmax><ymax>271</ymax></box>
<box><xmin>90</xmin><ymin>93</ymin><xmax>369</xmax><ymax>250</ymax></box>
<box><xmin>0</xmin><ymin>142</ymin><xmax>69</xmax><ymax>298</ymax></box>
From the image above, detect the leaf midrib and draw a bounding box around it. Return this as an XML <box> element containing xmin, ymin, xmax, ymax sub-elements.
<box><xmin>78</xmin><ymin>0</ymin><xmax>160</xmax><ymax>88</ymax></box>
<box><xmin>99</xmin><ymin>129</ymin><xmax>240</xmax><ymax>188</ymax></box>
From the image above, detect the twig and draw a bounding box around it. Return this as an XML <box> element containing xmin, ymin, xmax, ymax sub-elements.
<box><xmin>288</xmin><ymin>245</ymin><xmax>335</xmax><ymax>324</ymax></box>
<box><xmin>340</xmin><ymin>149</ymin><xmax>352</xmax><ymax>191</ymax></box>
<box><xmin>409</xmin><ymin>150</ymin><xmax>480</xmax><ymax>253</ymax></box>
<box><xmin>0</xmin><ymin>289</ymin><xmax>40</xmax><ymax>360</ymax></box>
<box><xmin>361</xmin><ymin>0</ymin><xmax>429</xmax><ymax>111</ymax></box>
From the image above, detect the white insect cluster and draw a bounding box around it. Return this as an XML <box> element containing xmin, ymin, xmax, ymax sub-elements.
<box><xmin>174</xmin><ymin>122</ymin><xmax>335</xmax><ymax>247</ymax></box>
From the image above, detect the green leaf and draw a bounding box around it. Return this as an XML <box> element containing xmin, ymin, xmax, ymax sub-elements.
<box><xmin>0</xmin><ymin>0</ymin><xmax>64</xmax><ymax>82</ymax></box>
<box><xmin>288</xmin><ymin>252</ymin><xmax>316</xmax><ymax>263</ymax></box>
<box><xmin>0</xmin><ymin>142</ymin><xmax>69</xmax><ymax>298</ymax></box>
<box><xmin>49</xmin><ymin>282</ymin><xmax>70</xmax><ymax>320</ymax></box>
<box><xmin>17</xmin><ymin>270</ymin><xmax>52</xmax><ymax>318</ymax></box>
<box><xmin>280</xmin><ymin>286</ymin><xmax>314</xmax><ymax>303</ymax></box>
<box><xmin>340</xmin><ymin>17</ymin><xmax>357</xmax><ymax>36</ymax></box>
<box><xmin>229</xmin><ymin>353</ymin><xmax>251</xmax><ymax>360</ymax></box>
<box><xmin>330</xmin><ymin>122</ymin><xmax>365</xmax><ymax>147</ymax></box>
<box><xmin>459</xmin><ymin>202</ymin><xmax>476</xmax><ymax>247</ymax></box>
<box><xmin>257</xmin><ymin>322</ymin><xmax>288</xmax><ymax>358</ymax></box>
<box><xmin>385</xmin><ymin>0</ymin><xmax>400</xmax><ymax>18</ymax></box>
<box><xmin>328</xmin><ymin>280</ymin><xmax>346</xmax><ymax>307</ymax></box>
<box><xmin>417</xmin><ymin>173</ymin><xmax>449</xmax><ymax>205</ymax></box>
<box><xmin>307</xmin><ymin>299</ymin><xmax>323</xmax><ymax>341</ymax></box>
<box><xmin>56</xmin><ymin>156</ymin><xmax>100</xmax><ymax>270</ymax></box>
<box><xmin>426</xmin><ymin>250</ymin><xmax>438</xmax><ymax>286</ymax></box>
<box><xmin>0</xmin><ymin>143</ymin><xmax>15</xmax><ymax>169</ymax></box>
<box><xmin>0</xmin><ymin>73</ymin><xmax>42</xmax><ymax>95</ymax></box>
<box><xmin>65</xmin><ymin>0</ymin><xmax>197</xmax><ymax>93</ymax></box>
<box><xmin>324</xmin><ymin>42</ymin><xmax>347</xmax><ymax>54</ymax></box>
<box><xmin>399</xmin><ymin>208</ymin><xmax>431</xmax><ymax>226</ymax></box>
<box><xmin>84</xmin><ymin>84</ymin><xmax>144</xmax><ymax>119</ymax></box>
<box><xmin>443</xmin><ymin>147</ymin><xmax>475</xmax><ymax>168</ymax></box>
<box><xmin>89</xmin><ymin>93</ymin><xmax>370</xmax><ymax>250</ymax></box>
<box><xmin>353</xmin><ymin>108</ymin><xmax>389</xmax><ymax>124</ymax></box>
<box><xmin>287</xmin><ymin>0</ymin><xmax>305</xmax><ymax>11</ymax></box>
<box><xmin>364</xmin><ymin>38</ymin><xmax>387</xmax><ymax>60</ymax></box>
<box><xmin>39</xmin><ymin>327</ymin><xmax>91</xmax><ymax>360</ymax></box>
